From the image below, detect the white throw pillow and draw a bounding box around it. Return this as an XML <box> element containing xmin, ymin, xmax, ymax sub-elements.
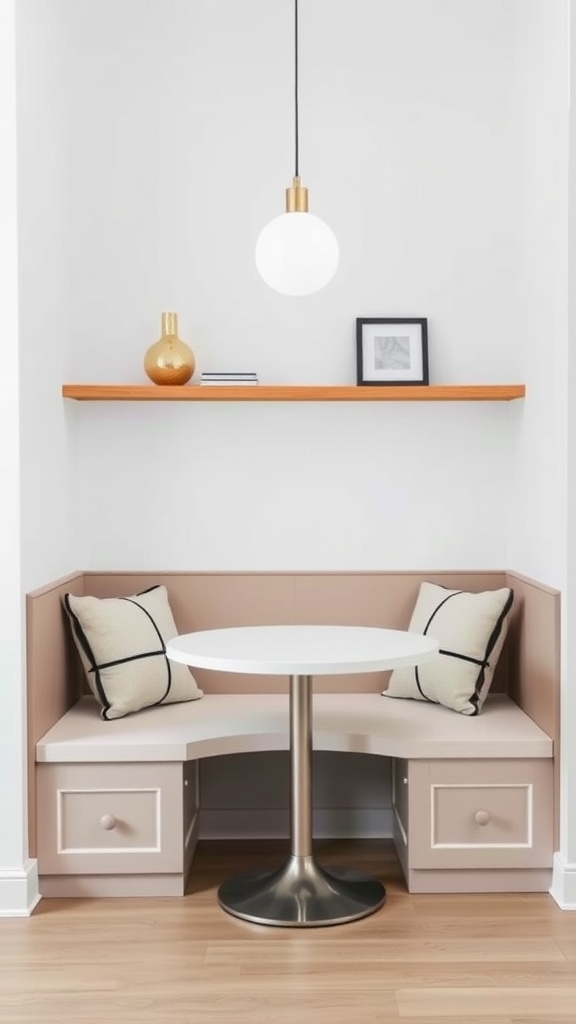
<box><xmin>384</xmin><ymin>582</ymin><xmax>513</xmax><ymax>715</ymax></box>
<box><xmin>64</xmin><ymin>585</ymin><xmax>203</xmax><ymax>720</ymax></box>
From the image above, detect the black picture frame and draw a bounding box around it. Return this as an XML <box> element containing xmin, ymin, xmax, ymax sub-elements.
<box><xmin>356</xmin><ymin>318</ymin><xmax>429</xmax><ymax>386</ymax></box>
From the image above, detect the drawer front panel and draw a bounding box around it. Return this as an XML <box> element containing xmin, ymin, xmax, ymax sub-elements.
<box><xmin>431</xmin><ymin>783</ymin><xmax>532</xmax><ymax>848</ymax></box>
<box><xmin>59</xmin><ymin>788</ymin><xmax>161</xmax><ymax>852</ymax></box>
<box><xmin>37</xmin><ymin>762</ymin><xmax>184</xmax><ymax>874</ymax></box>
<box><xmin>408</xmin><ymin>759</ymin><xmax>553</xmax><ymax>869</ymax></box>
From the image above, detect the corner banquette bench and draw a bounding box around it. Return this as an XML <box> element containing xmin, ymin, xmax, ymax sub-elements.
<box><xmin>27</xmin><ymin>570</ymin><xmax>559</xmax><ymax>899</ymax></box>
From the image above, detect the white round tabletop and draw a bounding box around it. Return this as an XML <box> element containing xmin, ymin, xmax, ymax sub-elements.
<box><xmin>166</xmin><ymin>624</ymin><xmax>438</xmax><ymax>676</ymax></box>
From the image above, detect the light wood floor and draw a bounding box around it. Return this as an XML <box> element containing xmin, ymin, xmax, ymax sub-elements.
<box><xmin>1</xmin><ymin>840</ymin><xmax>576</xmax><ymax>1024</ymax></box>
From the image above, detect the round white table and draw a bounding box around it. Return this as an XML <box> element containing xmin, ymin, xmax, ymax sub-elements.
<box><xmin>167</xmin><ymin>624</ymin><xmax>438</xmax><ymax>928</ymax></box>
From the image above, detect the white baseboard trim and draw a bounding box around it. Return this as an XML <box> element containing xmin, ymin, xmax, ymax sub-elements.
<box><xmin>549</xmin><ymin>851</ymin><xmax>576</xmax><ymax>909</ymax></box>
<box><xmin>0</xmin><ymin>859</ymin><xmax>41</xmax><ymax>917</ymax></box>
<box><xmin>199</xmin><ymin>807</ymin><xmax>393</xmax><ymax>840</ymax></box>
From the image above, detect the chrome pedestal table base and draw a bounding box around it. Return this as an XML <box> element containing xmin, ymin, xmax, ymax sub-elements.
<box><xmin>218</xmin><ymin>855</ymin><xmax>385</xmax><ymax>927</ymax></box>
<box><xmin>218</xmin><ymin>674</ymin><xmax>386</xmax><ymax>927</ymax></box>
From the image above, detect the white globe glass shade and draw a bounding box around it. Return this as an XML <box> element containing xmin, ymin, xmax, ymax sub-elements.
<box><xmin>255</xmin><ymin>212</ymin><xmax>339</xmax><ymax>297</ymax></box>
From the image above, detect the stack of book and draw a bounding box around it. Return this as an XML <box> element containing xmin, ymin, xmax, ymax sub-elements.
<box><xmin>200</xmin><ymin>372</ymin><xmax>259</xmax><ymax>386</ymax></box>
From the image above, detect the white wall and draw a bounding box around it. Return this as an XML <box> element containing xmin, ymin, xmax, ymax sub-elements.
<box><xmin>69</xmin><ymin>400</ymin><xmax>515</xmax><ymax>571</ymax></box>
<box><xmin>16</xmin><ymin>0</ymin><xmax>76</xmax><ymax>590</ymax></box>
<box><xmin>552</xmin><ymin>0</ymin><xmax>576</xmax><ymax>908</ymax></box>
<box><xmin>506</xmin><ymin>0</ymin><xmax>569</xmax><ymax>590</ymax></box>
<box><xmin>57</xmin><ymin>0</ymin><xmax>525</xmax><ymax>572</ymax></box>
<box><xmin>0</xmin><ymin>0</ymin><xmax>38</xmax><ymax>916</ymax></box>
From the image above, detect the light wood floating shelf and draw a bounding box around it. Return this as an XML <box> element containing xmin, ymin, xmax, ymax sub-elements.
<box><xmin>62</xmin><ymin>384</ymin><xmax>526</xmax><ymax>402</ymax></box>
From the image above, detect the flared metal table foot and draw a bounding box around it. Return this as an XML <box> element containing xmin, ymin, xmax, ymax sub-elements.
<box><xmin>218</xmin><ymin>854</ymin><xmax>386</xmax><ymax>927</ymax></box>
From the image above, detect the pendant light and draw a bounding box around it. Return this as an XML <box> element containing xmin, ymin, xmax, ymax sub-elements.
<box><xmin>255</xmin><ymin>0</ymin><xmax>339</xmax><ymax>297</ymax></box>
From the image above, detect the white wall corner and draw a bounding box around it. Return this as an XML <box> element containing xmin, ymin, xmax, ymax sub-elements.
<box><xmin>549</xmin><ymin>851</ymin><xmax>576</xmax><ymax>909</ymax></box>
<box><xmin>0</xmin><ymin>859</ymin><xmax>40</xmax><ymax>918</ymax></box>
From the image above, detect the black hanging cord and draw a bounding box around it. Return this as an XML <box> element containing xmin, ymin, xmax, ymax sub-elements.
<box><xmin>294</xmin><ymin>0</ymin><xmax>299</xmax><ymax>177</ymax></box>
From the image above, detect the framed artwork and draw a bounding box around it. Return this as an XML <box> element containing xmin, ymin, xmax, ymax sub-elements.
<box><xmin>356</xmin><ymin>318</ymin><xmax>429</xmax><ymax>386</ymax></box>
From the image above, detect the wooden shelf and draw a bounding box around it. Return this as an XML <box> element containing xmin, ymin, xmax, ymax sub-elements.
<box><xmin>62</xmin><ymin>384</ymin><xmax>526</xmax><ymax>403</ymax></box>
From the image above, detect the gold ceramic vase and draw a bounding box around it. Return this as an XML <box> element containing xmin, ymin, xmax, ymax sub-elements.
<box><xmin>144</xmin><ymin>312</ymin><xmax>195</xmax><ymax>385</ymax></box>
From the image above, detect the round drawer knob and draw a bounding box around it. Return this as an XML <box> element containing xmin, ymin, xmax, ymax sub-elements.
<box><xmin>99</xmin><ymin>814</ymin><xmax>117</xmax><ymax>831</ymax></box>
<box><xmin>474</xmin><ymin>810</ymin><xmax>491</xmax><ymax>826</ymax></box>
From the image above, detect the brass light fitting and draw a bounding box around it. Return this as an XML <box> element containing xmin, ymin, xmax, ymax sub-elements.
<box><xmin>285</xmin><ymin>176</ymin><xmax>309</xmax><ymax>213</ymax></box>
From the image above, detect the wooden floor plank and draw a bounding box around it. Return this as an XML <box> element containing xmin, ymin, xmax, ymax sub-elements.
<box><xmin>237</xmin><ymin>963</ymin><xmax>576</xmax><ymax>988</ymax></box>
<box><xmin>553</xmin><ymin>937</ymin><xmax>576</xmax><ymax>960</ymax></box>
<box><xmin>205</xmin><ymin>936</ymin><xmax>565</xmax><ymax>965</ymax></box>
<box><xmin>397</xmin><ymin>988</ymin><xmax>576</xmax><ymax>1018</ymax></box>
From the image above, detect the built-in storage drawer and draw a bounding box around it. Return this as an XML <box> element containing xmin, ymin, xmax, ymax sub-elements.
<box><xmin>37</xmin><ymin>761</ymin><xmax>197</xmax><ymax>875</ymax></box>
<box><xmin>406</xmin><ymin>758</ymin><xmax>553</xmax><ymax>870</ymax></box>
